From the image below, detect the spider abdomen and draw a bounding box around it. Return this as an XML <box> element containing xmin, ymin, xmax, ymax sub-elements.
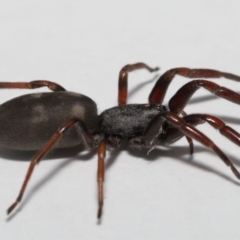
<box><xmin>99</xmin><ymin>104</ymin><xmax>167</xmax><ymax>138</ymax></box>
<box><xmin>0</xmin><ymin>92</ymin><xmax>98</xmax><ymax>150</ymax></box>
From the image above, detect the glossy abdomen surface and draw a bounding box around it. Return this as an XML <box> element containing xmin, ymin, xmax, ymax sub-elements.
<box><xmin>0</xmin><ymin>92</ymin><xmax>98</xmax><ymax>150</ymax></box>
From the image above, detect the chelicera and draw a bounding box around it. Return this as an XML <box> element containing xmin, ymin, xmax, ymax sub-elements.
<box><xmin>2</xmin><ymin>62</ymin><xmax>240</xmax><ymax>219</ymax></box>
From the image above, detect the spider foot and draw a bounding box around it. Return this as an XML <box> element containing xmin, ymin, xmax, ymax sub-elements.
<box><xmin>7</xmin><ymin>200</ymin><xmax>19</xmax><ymax>215</ymax></box>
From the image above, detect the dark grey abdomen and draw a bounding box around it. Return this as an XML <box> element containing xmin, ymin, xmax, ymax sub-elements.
<box><xmin>0</xmin><ymin>92</ymin><xmax>98</xmax><ymax>150</ymax></box>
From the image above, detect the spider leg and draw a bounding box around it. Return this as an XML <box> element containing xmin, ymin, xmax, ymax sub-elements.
<box><xmin>169</xmin><ymin>79</ymin><xmax>240</xmax><ymax>113</ymax></box>
<box><xmin>0</xmin><ymin>80</ymin><xmax>66</xmax><ymax>91</ymax></box>
<box><xmin>163</xmin><ymin>114</ymin><xmax>240</xmax><ymax>147</ymax></box>
<box><xmin>97</xmin><ymin>140</ymin><xmax>106</xmax><ymax>219</ymax></box>
<box><xmin>118</xmin><ymin>62</ymin><xmax>159</xmax><ymax>105</ymax></box>
<box><xmin>143</xmin><ymin>111</ymin><xmax>240</xmax><ymax>180</ymax></box>
<box><xmin>7</xmin><ymin>118</ymin><xmax>94</xmax><ymax>215</ymax></box>
<box><xmin>178</xmin><ymin>110</ymin><xmax>194</xmax><ymax>154</ymax></box>
<box><xmin>149</xmin><ymin>67</ymin><xmax>240</xmax><ymax>104</ymax></box>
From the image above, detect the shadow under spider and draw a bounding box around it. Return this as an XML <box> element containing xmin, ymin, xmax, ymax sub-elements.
<box><xmin>6</xmin><ymin>143</ymin><xmax>240</xmax><ymax>221</ymax></box>
<box><xmin>6</xmin><ymin>149</ymin><xmax>97</xmax><ymax>221</ymax></box>
<box><xmin>128</xmin><ymin>74</ymin><xmax>159</xmax><ymax>100</ymax></box>
<box><xmin>188</xmin><ymin>91</ymin><xmax>240</xmax><ymax>105</ymax></box>
<box><xmin>0</xmin><ymin>145</ymin><xmax>86</xmax><ymax>161</ymax></box>
<box><xmin>127</xmin><ymin>145</ymin><xmax>240</xmax><ymax>184</ymax></box>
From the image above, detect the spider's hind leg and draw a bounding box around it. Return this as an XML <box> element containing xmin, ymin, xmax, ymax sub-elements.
<box><xmin>0</xmin><ymin>80</ymin><xmax>66</xmax><ymax>91</ymax></box>
<box><xmin>7</xmin><ymin>118</ymin><xmax>94</xmax><ymax>215</ymax></box>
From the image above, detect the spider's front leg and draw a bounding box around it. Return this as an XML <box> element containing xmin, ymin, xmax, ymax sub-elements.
<box><xmin>143</xmin><ymin>111</ymin><xmax>240</xmax><ymax>180</ymax></box>
<box><xmin>149</xmin><ymin>67</ymin><xmax>240</xmax><ymax>104</ymax></box>
<box><xmin>168</xmin><ymin>79</ymin><xmax>240</xmax><ymax>113</ymax></box>
<box><xmin>118</xmin><ymin>62</ymin><xmax>159</xmax><ymax>105</ymax></box>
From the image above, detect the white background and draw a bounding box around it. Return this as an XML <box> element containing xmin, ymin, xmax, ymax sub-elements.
<box><xmin>0</xmin><ymin>1</ymin><xmax>240</xmax><ymax>240</ymax></box>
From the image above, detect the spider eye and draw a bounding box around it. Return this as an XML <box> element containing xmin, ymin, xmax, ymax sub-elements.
<box><xmin>157</xmin><ymin>104</ymin><xmax>168</xmax><ymax>112</ymax></box>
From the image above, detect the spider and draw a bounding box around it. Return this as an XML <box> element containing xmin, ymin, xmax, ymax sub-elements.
<box><xmin>2</xmin><ymin>62</ymin><xmax>240</xmax><ymax>219</ymax></box>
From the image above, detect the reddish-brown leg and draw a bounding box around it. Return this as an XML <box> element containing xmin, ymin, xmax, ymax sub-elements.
<box><xmin>189</xmin><ymin>114</ymin><xmax>240</xmax><ymax>146</ymax></box>
<box><xmin>0</xmin><ymin>80</ymin><xmax>66</xmax><ymax>91</ymax></box>
<box><xmin>149</xmin><ymin>68</ymin><xmax>240</xmax><ymax>104</ymax></box>
<box><xmin>118</xmin><ymin>62</ymin><xmax>159</xmax><ymax>105</ymax></box>
<box><xmin>156</xmin><ymin>114</ymin><xmax>203</xmax><ymax>147</ymax></box>
<box><xmin>97</xmin><ymin>140</ymin><xmax>106</xmax><ymax>219</ymax></box>
<box><xmin>143</xmin><ymin>111</ymin><xmax>240</xmax><ymax>179</ymax></box>
<box><xmin>163</xmin><ymin>114</ymin><xmax>240</xmax><ymax>148</ymax></box>
<box><xmin>7</xmin><ymin>118</ymin><xmax>94</xmax><ymax>215</ymax></box>
<box><xmin>169</xmin><ymin>79</ymin><xmax>240</xmax><ymax>113</ymax></box>
<box><xmin>178</xmin><ymin>110</ymin><xmax>194</xmax><ymax>154</ymax></box>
